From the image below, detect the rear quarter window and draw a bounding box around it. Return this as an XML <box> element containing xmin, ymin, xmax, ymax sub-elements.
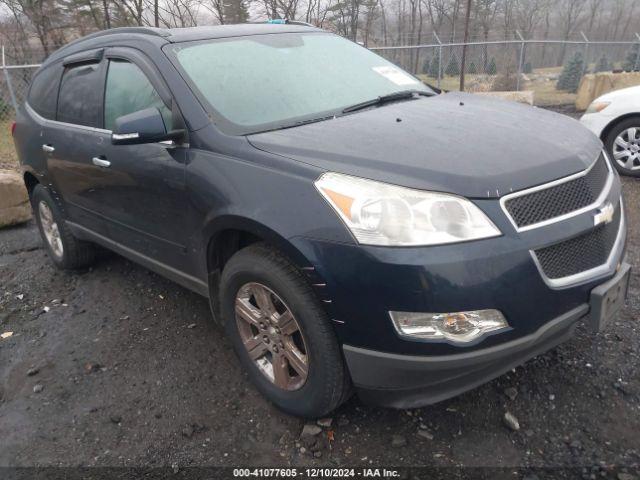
<box><xmin>57</xmin><ymin>62</ymin><xmax>104</xmax><ymax>128</ymax></box>
<box><xmin>28</xmin><ymin>65</ymin><xmax>62</xmax><ymax>120</ymax></box>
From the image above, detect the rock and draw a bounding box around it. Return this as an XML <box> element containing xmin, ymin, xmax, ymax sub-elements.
<box><xmin>0</xmin><ymin>170</ymin><xmax>31</xmax><ymax>228</ymax></box>
<box><xmin>27</xmin><ymin>367</ymin><xmax>39</xmax><ymax>376</ymax></box>
<box><xmin>187</xmin><ymin>323</ymin><xmax>197</xmax><ymax>329</ymax></box>
<box><xmin>504</xmin><ymin>387</ymin><xmax>518</xmax><ymax>401</ymax></box>
<box><xmin>33</xmin><ymin>384</ymin><xmax>43</xmax><ymax>393</ymax></box>
<box><xmin>317</xmin><ymin>417</ymin><xmax>333</xmax><ymax>428</ymax></box>
<box><xmin>313</xmin><ymin>451</ymin><xmax>322</xmax><ymax>458</ymax></box>
<box><xmin>504</xmin><ymin>412</ymin><xmax>520</xmax><ymax>431</ymax></box>
<box><xmin>417</xmin><ymin>430</ymin><xmax>434</xmax><ymax>440</ymax></box>
<box><xmin>576</xmin><ymin>72</ymin><xmax>640</xmax><ymax>110</ymax></box>
<box><xmin>337</xmin><ymin>417</ymin><xmax>350</xmax><ymax>427</ymax></box>
<box><xmin>300</xmin><ymin>424</ymin><xmax>322</xmax><ymax>437</ymax></box>
<box><xmin>84</xmin><ymin>362</ymin><xmax>102</xmax><ymax>373</ymax></box>
<box><xmin>617</xmin><ymin>473</ymin><xmax>636</xmax><ymax>480</ymax></box>
<box><xmin>110</xmin><ymin>415</ymin><xmax>122</xmax><ymax>424</ymax></box>
<box><xmin>182</xmin><ymin>425</ymin><xmax>194</xmax><ymax>438</ymax></box>
<box><xmin>391</xmin><ymin>435</ymin><xmax>407</xmax><ymax>447</ymax></box>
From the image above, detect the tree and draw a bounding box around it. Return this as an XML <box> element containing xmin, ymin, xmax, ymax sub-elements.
<box><xmin>523</xmin><ymin>62</ymin><xmax>532</xmax><ymax>74</ymax></box>
<box><xmin>422</xmin><ymin>56</ymin><xmax>431</xmax><ymax>75</ymax></box>
<box><xmin>622</xmin><ymin>44</ymin><xmax>640</xmax><ymax>72</ymax></box>
<box><xmin>445</xmin><ymin>52</ymin><xmax>460</xmax><ymax>76</ymax></box>
<box><xmin>429</xmin><ymin>54</ymin><xmax>440</xmax><ymax>78</ymax></box>
<box><xmin>487</xmin><ymin>57</ymin><xmax>497</xmax><ymax>75</ymax></box>
<box><xmin>467</xmin><ymin>61</ymin><xmax>477</xmax><ymax>74</ymax></box>
<box><xmin>557</xmin><ymin>51</ymin><xmax>584</xmax><ymax>92</ymax></box>
<box><xmin>595</xmin><ymin>55</ymin><xmax>611</xmax><ymax>73</ymax></box>
<box><xmin>223</xmin><ymin>0</ymin><xmax>249</xmax><ymax>23</ymax></box>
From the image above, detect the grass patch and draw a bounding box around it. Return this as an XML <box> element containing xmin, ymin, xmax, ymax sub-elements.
<box><xmin>419</xmin><ymin>67</ymin><xmax>577</xmax><ymax>107</ymax></box>
<box><xmin>0</xmin><ymin>119</ymin><xmax>18</xmax><ymax>170</ymax></box>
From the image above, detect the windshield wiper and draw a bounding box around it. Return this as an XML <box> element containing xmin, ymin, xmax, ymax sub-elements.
<box><xmin>342</xmin><ymin>90</ymin><xmax>433</xmax><ymax>114</ymax></box>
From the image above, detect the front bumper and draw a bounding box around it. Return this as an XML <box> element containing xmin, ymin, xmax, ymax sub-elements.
<box><xmin>343</xmin><ymin>304</ymin><xmax>587</xmax><ymax>408</ymax></box>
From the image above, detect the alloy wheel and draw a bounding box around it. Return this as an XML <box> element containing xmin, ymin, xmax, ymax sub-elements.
<box><xmin>235</xmin><ymin>282</ymin><xmax>309</xmax><ymax>391</ymax></box>
<box><xmin>38</xmin><ymin>201</ymin><xmax>64</xmax><ymax>259</ymax></box>
<box><xmin>613</xmin><ymin>127</ymin><xmax>640</xmax><ymax>171</ymax></box>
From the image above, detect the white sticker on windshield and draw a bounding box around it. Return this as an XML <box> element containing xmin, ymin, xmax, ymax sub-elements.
<box><xmin>372</xmin><ymin>66</ymin><xmax>419</xmax><ymax>86</ymax></box>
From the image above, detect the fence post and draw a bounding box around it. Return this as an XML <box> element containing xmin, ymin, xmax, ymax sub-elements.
<box><xmin>1</xmin><ymin>45</ymin><xmax>19</xmax><ymax>114</ymax></box>
<box><xmin>434</xmin><ymin>31</ymin><xmax>442</xmax><ymax>89</ymax></box>
<box><xmin>635</xmin><ymin>33</ymin><xmax>640</xmax><ymax>72</ymax></box>
<box><xmin>515</xmin><ymin>30</ymin><xmax>525</xmax><ymax>92</ymax></box>
<box><xmin>580</xmin><ymin>31</ymin><xmax>589</xmax><ymax>74</ymax></box>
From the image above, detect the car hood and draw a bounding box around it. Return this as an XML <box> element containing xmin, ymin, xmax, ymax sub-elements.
<box><xmin>247</xmin><ymin>92</ymin><xmax>602</xmax><ymax>198</ymax></box>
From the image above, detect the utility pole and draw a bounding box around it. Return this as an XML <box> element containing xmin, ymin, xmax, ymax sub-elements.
<box><xmin>459</xmin><ymin>0</ymin><xmax>472</xmax><ymax>91</ymax></box>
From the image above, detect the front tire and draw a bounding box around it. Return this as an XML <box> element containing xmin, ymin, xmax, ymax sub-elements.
<box><xmin>604</xmin><ymin>116</ymin><xmax>640</xmax><ymax>177</ymax></box>
<box><xmin>31</xmin><ymin>184</ymin><xmax>95</xmax><ymax>269</ymax></box>
<box><xmin>220</xmin><ymin>243</ymin><xmax>350</xmax><ymax>417</ymax></box>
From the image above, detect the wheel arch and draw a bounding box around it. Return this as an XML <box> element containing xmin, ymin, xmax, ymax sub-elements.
<box><xmin>600</xmin><ymin>112</ymin><xmax>640</xmax><ymax>143</ymax></box>
<box><xmin>203</xmin><ymin>215</ymin><xmax>320</xmax><ymax>321</ymax></box>
<box><xmin>23</xmin><ymin>170</ymin><xmax>40</xmax><ymax>198</ymax></box>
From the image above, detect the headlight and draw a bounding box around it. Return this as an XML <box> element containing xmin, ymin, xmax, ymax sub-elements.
<box><xmin>390</xmin><ymin>310</ymin><xmax>509</xmax><ymax>343</ymax></box>
<box><xmin>315</xmin><ymin>172</ymin><xmax>501</xmax><ymax>246</ymax></box>
<box><xmin>585</xmin><ymin>101</ymin><xmax>611</xmax><ymax>114</ymax></box>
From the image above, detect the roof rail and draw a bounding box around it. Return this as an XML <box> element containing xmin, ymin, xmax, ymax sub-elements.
<box><xmin>51</xmin><ymin>27</ymin><xmax>170</xmax><ymax>59</ymax></box>
<box><xmin>265</xmin><ymin>19</ymin><xmax>315</xmax><ymax>27</ymax></box>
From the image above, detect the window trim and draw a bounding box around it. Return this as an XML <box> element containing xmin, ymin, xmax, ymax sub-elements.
<box><xmin>27</xmin><ymin>101</ymin><xmax>112</xmax><ymax>134</ymax></box>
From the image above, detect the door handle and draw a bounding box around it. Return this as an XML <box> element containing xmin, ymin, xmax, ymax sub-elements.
<box><xmin>92</xmin><ymin>157</ymin><xmax>111</xmax><ymax>168</ymax></box>
<box><xmin>42</xmin><ymin>144</ymin><xmax>55</xmax><ymax>153</ymax></box>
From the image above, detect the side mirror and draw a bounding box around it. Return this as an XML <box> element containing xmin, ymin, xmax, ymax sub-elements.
<box><xmin>111</xmin><ymin>107</ymin><xmax>185</xmax><ymax>145</ymax></box>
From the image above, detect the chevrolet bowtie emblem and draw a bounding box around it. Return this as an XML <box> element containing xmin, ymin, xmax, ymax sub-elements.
<box><xmin>594</xmin><ymin>202</ymin><xmax>614</xmax><ymax>226</ymax></box>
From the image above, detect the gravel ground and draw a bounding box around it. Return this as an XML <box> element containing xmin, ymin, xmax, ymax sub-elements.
<box><xmin>0</xmin><ymin>109</ymin><xmax>639</xmax><ymax>478</ymax></box>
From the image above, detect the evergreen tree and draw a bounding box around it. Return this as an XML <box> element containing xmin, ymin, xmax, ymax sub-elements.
<box><xmin>523</xmin><ymin>62</ymin><xmax>532</xmax><ymax>74</ymax></box>
<box><xmin>556</xmin><ymin>52</ymin><xmax>584</xmax><ymax>93</ymax></box>
<box><xmin>422</xmin><ymin>56</ymin><xmax>431</xmax><ymax>76</ymax></box>
<box><xmin>467</xmin><ymin>61</ymin><xmax>477</xmax><ymax>74</ymax></box>
<box><xmin>622</xmin><ymin>44</ymin><xmax>640</xmax><ymax>72</ymax></box>
<box><xmin>445</xmin><ymin>52</ymin><xmax>460</xmax><ymax>76</ymax></box>
<box><xmin>429</xmin><ymin>55</ymin><xmax>440</xmax><ymax>78</ymax></box>
<box><xmin>595</xmin><ymin>55</ymin><xmax>611</xmax><ymax>73</ymax></box>
<box><xmin>487</xmin><ymin>57</ymin><xmax>497</xmax><ymax>75</ymax></box>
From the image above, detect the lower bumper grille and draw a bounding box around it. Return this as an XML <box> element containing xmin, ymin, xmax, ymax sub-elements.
<box><xmin>533</xmin><ymin>202</ymin><xmax>622</xmax><ymax>281</ymax></box>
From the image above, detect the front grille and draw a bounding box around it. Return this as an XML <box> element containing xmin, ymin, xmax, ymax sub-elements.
<box><xmin>533</xmin><ymin>203</ymin><xmax>621</xmax><ymax>280</ymax></box>
<box><xmin>504</xmin><ymin>154</ymin><xmax>609</xmax><ymax>229</ymax></box>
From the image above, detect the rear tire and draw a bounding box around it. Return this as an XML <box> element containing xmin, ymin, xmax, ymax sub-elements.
<box><xmin>220</xmin><ymin>243</ymin><xmax>351</xmax><ymax>418</ymax></box>
<box><xmin>604</xmin><ymin>116</ymin><xmax>640</xmax><ymax>177</ymax></box>
<box><xmin>31</xmin><ymin>184</ymin><xmax>95</xmax><ymax>270</ymax></box>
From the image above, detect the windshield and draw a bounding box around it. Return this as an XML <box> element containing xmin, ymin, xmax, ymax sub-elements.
<box><xmin>168</xmin><ymin>32</ymin><xmax>433</xmax><ymax>135</ymax></box>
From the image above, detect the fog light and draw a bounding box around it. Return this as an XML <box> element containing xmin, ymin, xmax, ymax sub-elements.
<box><xmin>389</xmin><ymin>310</ymin><xmax>508</xmax><ymax>343</ymax></box>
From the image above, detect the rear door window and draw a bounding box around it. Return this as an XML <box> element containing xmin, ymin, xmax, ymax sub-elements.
<box><xmin>57</xmin><ymin>62</ymin><xmax>104</xmax><ymax>128</ymax></box>
<box><xmin>28</xmin><ymin>64</ymin><xmax>62</xmax><ymax>119</ymax></box>
<box><xmin>104</xmin><ymin>60</ymin><xmax>172</xmax><ymax>131</ymax></box>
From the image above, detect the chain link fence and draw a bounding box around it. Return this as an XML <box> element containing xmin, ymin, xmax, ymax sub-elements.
<box><xmin>371</xmin><ymin>35</ymin><xmax>640</xmax><ymax>105</ymax></box>
<box><xmin>2</xmin><ymin>36</ymin><xmax>638</xmax><ymax>168</ymax></box>
<box><xmin>0</xmin><ymin>46</ymin><xmax>42</xmax><ymax>169</ymax></box>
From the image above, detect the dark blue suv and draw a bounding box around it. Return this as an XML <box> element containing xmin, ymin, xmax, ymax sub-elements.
<box><xmin>12</xmin><ymin>23</ymin><xmax>630</xmax><ymax>417</ymax></box>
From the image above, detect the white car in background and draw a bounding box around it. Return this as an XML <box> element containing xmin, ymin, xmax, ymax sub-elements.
<box><xmin>581</xmin><ymin>85</ymin><xmax>640</xmax><ymax>177</ymax></box>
